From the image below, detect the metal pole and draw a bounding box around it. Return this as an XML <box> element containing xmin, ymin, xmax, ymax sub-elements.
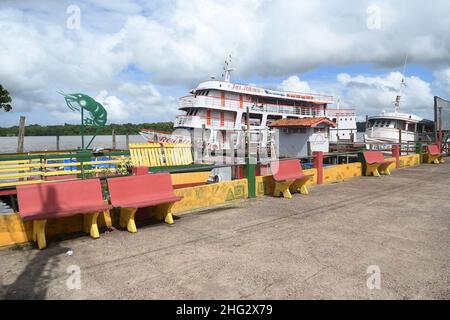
<box><xmin>246</xmin><ymin>104</ymin><xmax>250</xmax><ymax>157</ymax></box>
<box><xmin>438</xmin><ymin>107</ymin><xmax>443</xmax><ymax>151</ymax></box>
<box><xmin>56</xmin><ymin>135</ymin><xmax>60</xmax><ymax>151</ymax></box>
<box><xmin>81</xmin><ymin>107</ymin><xmax>85</xmax><ymax>150</ymax></box>
<box><xmin>125</xmin><ymin>132</ymin><xmax>130</xmax><ymax>150</ymax></box>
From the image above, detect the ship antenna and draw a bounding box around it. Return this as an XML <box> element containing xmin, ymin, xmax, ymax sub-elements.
<box><xmin>394</xmin><ymin>55</ymin><xmax>408</xmax><ymax>113</ymax></box>
<box><xmin>223</xmin><ymin>54</ymin><xmax>233</xmax><ymax>82</ymax></box>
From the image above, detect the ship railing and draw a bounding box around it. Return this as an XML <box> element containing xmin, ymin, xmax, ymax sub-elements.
<box><xmin>175</xmin><ymin>114</ymin><xmax>235</xmax><ymax>129</ymax></box>
<box><xmin>326</xmin><ymin>109</ymin><xmax>357</xmax><ymax>117</ymax></box>
<box><xmin>180</xmin><ymin>95</ymin><xmax>328</xmax><ymax>117</ymax></box>
<box><xmin>179</xmin><ymin>96</ymin><xmax>195</xmax><ymax>109</ymax></box>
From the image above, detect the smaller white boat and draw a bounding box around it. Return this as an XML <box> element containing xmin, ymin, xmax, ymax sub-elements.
<box><xmin>364</xmin><ymin>57</ymin><xmax>435</xmax><ymax>146</ymax></box>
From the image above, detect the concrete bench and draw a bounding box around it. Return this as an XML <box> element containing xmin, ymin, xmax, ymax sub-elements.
<box><xmin>270</xmin><ymin>159</ymin><xmax>313</xmax><ymax>199</ymax></box>
<box><xmin>17</xmin><ymin>179</ymin><xmax>111</xmax><ymax>249</ymax></box>
<box><xmin>427</xmin><ymin>144</ymin><xmax>445</xmax><ymax>164</ymax></box>
<box><xmin>363</xmin><ymin>151</ymin><xmax>394</xmax><ymax>176</ymax></box>
<box><xmin>107</xmin><ymin>173</ymin><xmax>183</xmax><ymax>233</ymax></box>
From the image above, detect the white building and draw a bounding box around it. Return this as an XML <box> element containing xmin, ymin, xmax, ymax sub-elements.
<box><xmin>268</xmin><ymin>117</ymin><xmax>337</xmax><ymax>158</ymax></box>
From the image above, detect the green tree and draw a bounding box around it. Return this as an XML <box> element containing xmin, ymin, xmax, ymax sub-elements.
<box><xmin>0</xmin><ymin>85</ymin><xmax>12</xmax><ymax>112</ymax></box>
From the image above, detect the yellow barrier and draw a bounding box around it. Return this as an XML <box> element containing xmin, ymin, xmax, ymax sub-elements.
<box><xmin>129</xmin><ymin>143</ymin><xmax>193</xmax><ymax>167</ymax></box>
<box><xmin>0</xmin><ymin>157</ymin><xmax>126</xmax><ymax>187</ymax></box>
<box><xmin>129</xmin><ymin>143</ymin><xmax>163</xmax><ymax>167</ymax></box>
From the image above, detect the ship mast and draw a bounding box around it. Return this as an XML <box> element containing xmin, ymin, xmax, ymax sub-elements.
<box><xmin>394</xmin><ymin>55</ymin><xmax>408</xmax><ymax>113</ymax></box>
<box><xmin>222</xmin><ymin>54</ymin><xmax>233</xmax><ymax>82</ymax></box>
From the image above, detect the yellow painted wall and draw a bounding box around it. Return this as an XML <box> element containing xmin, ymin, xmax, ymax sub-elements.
<box><xmin>171</xmin><ymin>179</ymin><xmax>248</xmax><ymax>214</ymax></box>
<box><xmin>384</xmin><ymin>154</ymin><xmax>421</xmax><ymax>171</ymax></box>
<box><xmin>0</xmin><ymin>211</ymin><xmax>111</xmax><ymax>248</ymax></box>
<box><xmin>323</xmin><ymin>162</ymin><xmax>362</xmax><ymax>184</ymax></box>
<box><xmin>171</xmin><ymin>171</ymin><xmax>210</xmax><ymax>186</ymax></box>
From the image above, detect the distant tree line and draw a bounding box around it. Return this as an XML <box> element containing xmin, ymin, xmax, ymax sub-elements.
<box><xmin>0</xmin><ymin>122</ymin><xmax>174</xmax><ymax>136</ymax></box>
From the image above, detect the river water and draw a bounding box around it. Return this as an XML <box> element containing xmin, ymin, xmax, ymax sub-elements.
<box><xmin>0</xmin><ymin>133</ymin><xmax>366</xmax><ymax>154</ymax></box>
<box><xmin>0</xmin><ymin>135</ymin><xmax>144</xmax><ymax>153</ymax></box>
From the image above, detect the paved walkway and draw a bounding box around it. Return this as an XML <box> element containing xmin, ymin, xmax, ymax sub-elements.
<box><xmin>1</xmin><ymin>162</ymin><xmax>449</xmax><ymax>299</ymax></box>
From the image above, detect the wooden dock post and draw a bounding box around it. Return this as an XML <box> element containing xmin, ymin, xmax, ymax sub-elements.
<box><xmin>112</xmin><ymin>129</ymin><xmax>116</xmax><ymax>150</ymax></box>
<box><xmin>56</xmin><ymin>135</ymin><xmax>60</xmax><ymax>151</ymax></box>
<box><xmin>17</xmin><ymin>116</ymin><xmax>25</xmax><ymax>153</ymax></box>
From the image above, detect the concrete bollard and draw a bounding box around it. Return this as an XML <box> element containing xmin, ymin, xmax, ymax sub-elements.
<box><xmin>313</xmin><ymin>151</ymin><xmax>324</xmax><ymax>185</ymax></box>
<box><xmin>132</xmin><ymin>166</ymin><xmax>148</xmax><ymax>175</ymax></box>
<box><xmin>392</xmin><ymin>145</ymin><xmax>400</xmax><ymax>168</ymax></box>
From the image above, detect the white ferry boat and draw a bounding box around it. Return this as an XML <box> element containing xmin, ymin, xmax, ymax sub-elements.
<box><xmin>142</xmin><ymin>58</ymin><xmax>357</xmax><ymax>150</ymax></box>
<box><xmin>141</xmin><ymin>59</ymin><xmax>357</xmax><ymax>150</ymax></box>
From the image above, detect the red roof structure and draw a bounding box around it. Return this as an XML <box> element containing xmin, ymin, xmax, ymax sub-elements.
<box><xmin>268</xmin><ymin>117</ymin><xmax>337</xmax><ymax>128</ymax></box>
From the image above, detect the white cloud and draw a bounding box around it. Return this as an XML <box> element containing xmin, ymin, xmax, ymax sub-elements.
<box><xmin>94</xmin><ymin>90</ymin><xmax>130</xmax><ymax>122</ymax></box>
<box><xmin>277</xmin><ymin>76</ymin><xmax>311</xmax><ymax>93</ymax></box>
<box><xmin>336</xmin><ymin>72</ymin><xmax>434</xmax><ymax>118</ymax></box>
<box><xmin>434</xmin><ymin>68</ymin><xmax>450</xmax><ymax>95</ymax></box>
<box><xmin>1</xmin><ymin>0</ymin><xmax>449</xmax><ymax>126</ymax></box>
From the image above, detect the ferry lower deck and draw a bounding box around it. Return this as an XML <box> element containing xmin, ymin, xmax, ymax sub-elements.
<box><xmin>1</xmin><ymin>161</ymin><xmax>449</xmax><ymax>299</ymax></box>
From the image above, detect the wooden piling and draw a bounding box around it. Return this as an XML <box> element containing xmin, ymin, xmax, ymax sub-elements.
<box><xmin>17</xmin><ymin>116</ymin><xmax>25</xmax><ymax>153</ymax></box>
<box><xmin>112</xmin><ymin>129</ymin><xmax>116</xmax><ymax>150</ymax></box>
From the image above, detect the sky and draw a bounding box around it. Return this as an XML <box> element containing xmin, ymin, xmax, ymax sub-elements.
<box><xmin>0</xmin><ymin>0</ymin><xmax>449</xmax><ymax>126</ymax></box>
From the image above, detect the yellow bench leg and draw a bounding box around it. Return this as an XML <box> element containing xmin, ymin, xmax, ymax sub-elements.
<box><xmin>289</xmin><ymin>177</ymin><xmax>310</xmax><ymax>195</ymax></box>
<box><xmin>366</xmin><ymin>163</ymin><xmax>380</xmax><ymax>176</ymax></box>
<box><xmin>155</xmin><ymin>203</ymin><xmax>175</xmax><ymax>225</ymax></box>
<box><xmin>33</xmin><ymin>220</ymin><xmax>47</xmax><ymax>250</ymax></box>
<box><xmin>83</xmin><ymin>212</ymin><xmax>100</xmax><ymax>239</ymax></box>
<box><xmin>378</xmin><ymin>164</ymin><xmax>391</xmax><ymax>176</ymax></box>
<box><xmin>120</xmin><ymin>208</ymin><xmax>137</xmax><ymax>233</ymax></box>
<box><xmin>428</xmin><ymin>154</ymin><xmax>443</xmax><ymax>164</ymax></box>
<box><xmin>273</xmin><ymin>181</ymin><xmax>293</xmax><ymax>199</ymax></box>
<box><xmin>164</xmin><ymin>203</ymin><xmax>175</xmax><ymax>225</ymax></box>
<box><xmin>102</xmin><ymin>210</ymin><xmax>113</xmax><ymax>229</ymax></box>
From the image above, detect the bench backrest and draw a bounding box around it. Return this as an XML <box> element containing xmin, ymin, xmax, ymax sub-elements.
<box><xmin>363</xmin><ymin>151</ymin><xmax>386</xmax><ymax>164</ymax></box>
<box><xmin>107</xmin><ymin>173</ymin><xmax>176</xmax><ymax>206</ymax></box>
<box><xmin>270</xmin><ymin>159</ymin><xmax>303</xmax><ymax>179</ymax></box>
<box><xmin>428</xmin><ymin>144</ymin><xmax>440</xmax><ymax>155</ymax></box>
<box><xmin>17</xmin><ymin>178</ymin><xmax>105</xmax><ymax>220</ymax></box>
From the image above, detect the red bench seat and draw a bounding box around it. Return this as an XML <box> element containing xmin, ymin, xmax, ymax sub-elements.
<box><xmin>363</xmin><ymin>151</ymin><xmax>394</xmax><ymax>176</ymax></box>
<box><xmin>17</xmin><ymin>179</ymin><xmax>111</xmax><ymax>249</ymax></box>
<box><xmin>107</xmin><ymin>173</ymin><xmax>182</xmax><ymax>233</ymax></box>
<box><xmin>270</xmin><ymin>159</ymin><xmax>313</xmax><ymax>198</ymax></box>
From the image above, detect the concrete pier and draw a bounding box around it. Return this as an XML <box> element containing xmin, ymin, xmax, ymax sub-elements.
<box><xmin>1</xmin><ymin>162</ymin><xmax>449</xmax><ymax>299</ymax></box>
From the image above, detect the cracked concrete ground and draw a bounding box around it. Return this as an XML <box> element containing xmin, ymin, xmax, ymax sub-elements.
<box><xmin>0</xmin><ymin>161</ymin><xmax>449</xmax><ymax>299</ymax></box>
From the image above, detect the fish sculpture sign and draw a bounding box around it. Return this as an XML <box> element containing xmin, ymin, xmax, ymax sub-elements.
<box><xmin>61</xmin><ymin>92</ymin><xmax>108</xmax><ymax>149</ymax></box>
